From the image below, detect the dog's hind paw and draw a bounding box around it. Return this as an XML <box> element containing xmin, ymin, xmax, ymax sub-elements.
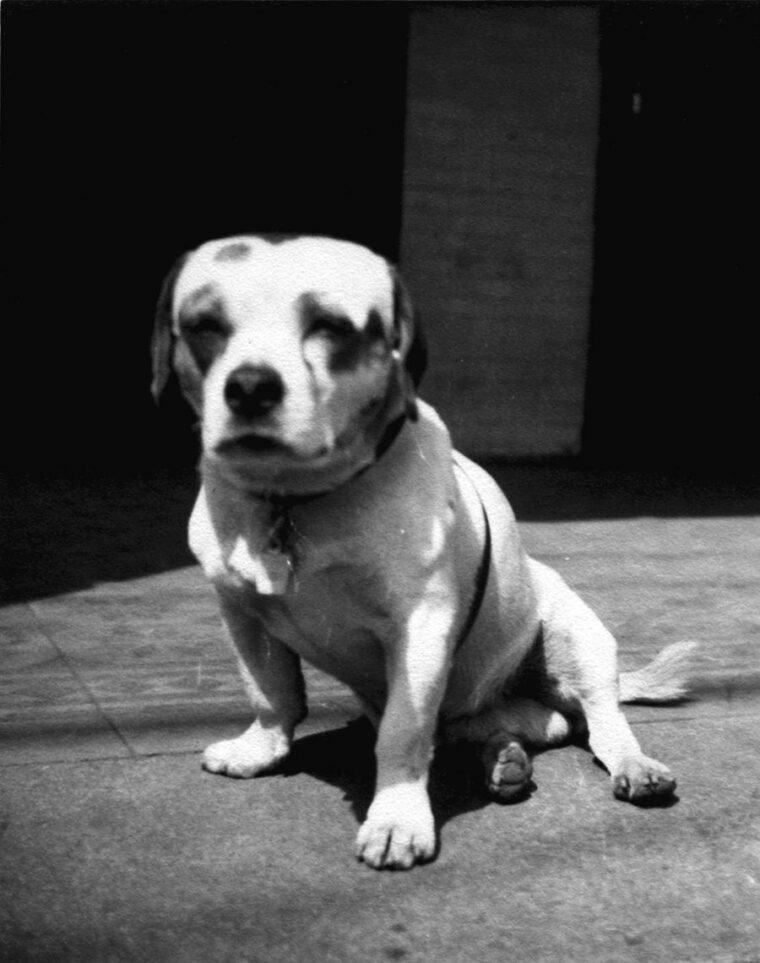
<box><xmin>611</xmin><ymin>755</ymin><xmax>676</xmax><ymax>804</ymax></box>
<box><xmin>482</xmin><ymin>738</ymin><xmax>533</xmax><ymax>800</ymax></box>
<box><xmin>202</xmin><ymin>724</ymin><xmax>290</xmax><ymax>779</ymax></box>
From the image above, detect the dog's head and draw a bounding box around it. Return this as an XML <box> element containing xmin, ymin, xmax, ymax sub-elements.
<box><xmin>152</xmin><ymin>235</ymin><xmax>426</xmax><ymax>494</ymax></box>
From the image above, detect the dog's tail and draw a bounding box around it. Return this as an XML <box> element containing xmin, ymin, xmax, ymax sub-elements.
<box><xmin>618</xmin><ymin>641</ymin><xmax>698</xmax><ymax>704</ymax></box>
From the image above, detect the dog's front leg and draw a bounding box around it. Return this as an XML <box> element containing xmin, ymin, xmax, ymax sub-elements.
<box><xmin>202</xmin><ymin>591</ymin><xmax>306</xmax><ymax>778</ymax></box>
<box><xmin>356</xmin><ymin>579</ymin><xmax>457</xmax><ymax>870</ymax></box>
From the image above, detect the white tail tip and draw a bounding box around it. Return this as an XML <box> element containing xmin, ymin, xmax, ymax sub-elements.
<box><xmin>619</xmin><ymin>640</ymin><xmax>699</xmax><ymax>704</ymax></box>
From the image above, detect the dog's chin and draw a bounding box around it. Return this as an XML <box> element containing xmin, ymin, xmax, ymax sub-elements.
<box><xmin>208</xmin><ymin>430</ymin><xmax>376</xmax><ymax>497</ymax></box>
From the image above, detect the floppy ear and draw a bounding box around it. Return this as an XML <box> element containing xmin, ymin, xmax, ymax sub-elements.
<box><xmin>150</xmin><ymin>253</ymin><xmax>188</xmax><ymax>402</ymax></box>
<box><xmin>392</xmin><ymin>267</ymin><xmax>428</xmax><ymax>390</ymax></box>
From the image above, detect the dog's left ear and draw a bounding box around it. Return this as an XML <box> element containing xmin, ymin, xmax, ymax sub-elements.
<box><xmin>150</xmin><ymin>253</ymin><xmax>188</xmax><ymax>402</ymax></box>
<box><xmin>392</xmin><ymin>267</ymin><xmax>428</xmax><ymax>406</ymax></box>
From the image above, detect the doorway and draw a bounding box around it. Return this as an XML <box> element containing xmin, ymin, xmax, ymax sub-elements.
<box><xmin>584</xmin><ymin>4</ymin><xmax>760</xmax><ymax>472</ymax></box>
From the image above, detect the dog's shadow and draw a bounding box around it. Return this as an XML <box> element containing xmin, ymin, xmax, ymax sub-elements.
<box><xmin>279</xmin><ymin>716</ymin><xmax>533</xmax><ymax>828</ymax></box>
<box><xmin>279</xmin><ymin>716</ymin><xmax>680</xmax><ymax>830</ymax></box>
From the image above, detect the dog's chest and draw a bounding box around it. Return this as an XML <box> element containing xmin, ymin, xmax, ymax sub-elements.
<box><xmin>251</xmin><ymin>552</ymin><xmax>393</xmax><ymax>694</ymax></box>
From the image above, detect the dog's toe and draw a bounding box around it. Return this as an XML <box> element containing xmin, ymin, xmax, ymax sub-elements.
<box><xmin>483</xmin><ymin>738</ymin><xmax>533</xmax><ymax>800</ymax></box>
<box><xmin>612</xmin><ymin>756</ymin><xmax>676</xmax><ymax>804</ymax></box>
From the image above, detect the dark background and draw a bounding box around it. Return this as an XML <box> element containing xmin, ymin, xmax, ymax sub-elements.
<box><xmin>1</xmin><ymin>1</ymin><xmax>409</xmax><ymax>469</ymax></box>
<box><xmin>585</xmin><ymin>2</ymin><xmax>760</xmax><ymax>472</ymax></box>
<box><xmin>1</xmin><ymin>1</ymin><xmax>759</xmax><ymax>474</ymax></box>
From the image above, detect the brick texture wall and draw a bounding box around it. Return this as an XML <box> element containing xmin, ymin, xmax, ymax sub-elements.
<box><xmin>401</xmin><ymin>5</ymin><xmax>599</xmax><ymax>457</ymax></box>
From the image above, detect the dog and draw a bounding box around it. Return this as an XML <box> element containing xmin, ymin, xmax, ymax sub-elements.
<box><xmin>151</xmin><ymin>234</ymin><xmax>695</xmax><ymax>870</ymax></box>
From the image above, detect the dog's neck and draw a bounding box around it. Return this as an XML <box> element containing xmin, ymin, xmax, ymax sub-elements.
<box><xmin>195</xmin><ymin>409</ymin><xmax>412</xmax><ymax>595</ymax></box>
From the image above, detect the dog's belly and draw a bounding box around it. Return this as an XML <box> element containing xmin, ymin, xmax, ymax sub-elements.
<box><xmin>253</xmin><ymin>567</ymin><xmax>391</xmax><ymax>710</ymax></box>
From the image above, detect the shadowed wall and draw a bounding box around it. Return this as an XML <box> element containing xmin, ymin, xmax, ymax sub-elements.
<box><xmin>401</xmin><ymin>5</ymin><xmax>599</xmax><ymax>458</ymax></box>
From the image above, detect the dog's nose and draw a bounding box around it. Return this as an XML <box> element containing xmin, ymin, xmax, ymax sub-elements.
<box><xmin>224</xmin><ymin>365</ymin><xmax>285</xmax><ymax>419</ymax></box>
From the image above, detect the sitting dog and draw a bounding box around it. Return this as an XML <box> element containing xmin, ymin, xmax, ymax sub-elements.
<box><xmin>151</xmin><ymin>234</ymin><xmax>694</xmax><ymax>870</ymax></box>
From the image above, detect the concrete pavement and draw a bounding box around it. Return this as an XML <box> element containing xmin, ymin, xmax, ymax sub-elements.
<box><xmin>2</xmin><ymin>465</ymin><xmax>759</xmax><ymax>962</ymax></box>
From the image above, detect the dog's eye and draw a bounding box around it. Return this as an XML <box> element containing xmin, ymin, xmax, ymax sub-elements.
<box><xmin>184</xmin><ymin>313</ymin><xmax>227</xmax><ymax>336</ymax></box>
<box><xmin>308</xmin><ymin>314</ymin><xmax>354</xmax><ymax>340</ymax></box>
<box><xmin>179</xmin><ymin>312</ymin><xmax>230</xmax><ymax>373</ymax></box>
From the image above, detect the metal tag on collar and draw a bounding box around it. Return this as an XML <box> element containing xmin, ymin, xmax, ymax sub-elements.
<box><xmin>251</xmin><ymin>548</ymin><xmax>293</xmax><ymax>595</ymax></box>
<box><xmin>230</xmin><ymin>501</ymin><xmax>295</xmax><ymax>596</ymax></box>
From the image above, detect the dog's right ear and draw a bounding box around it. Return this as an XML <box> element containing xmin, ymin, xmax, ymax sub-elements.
<box><xmin>150</xmin><ymin>253</ymin><xmax>189</xmax><ymax>402</ymax></box>
<box><xmin>390</xmin><ymin>267</ymin><xmax>427</xmax><ymax>420</ymax></box>
<box><xmin>392</xmin><ymin>269</ymin><xmax>427</xmax><ymax>382</ymax></box>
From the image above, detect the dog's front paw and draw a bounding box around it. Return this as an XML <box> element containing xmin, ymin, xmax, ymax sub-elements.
<box><xmin>202</xmin><ymin>723</ymin><xmax>290</xmax><ymax>779</ymax></box>
<box><xmin>612</xmin><ymin>755</ymin><xmax>676</xmax><ymax>804</ymax></box>
<box><xmin>355</xmin><ymin>784</ymin><xmax>436</xmax><ymax>870</ymax></box>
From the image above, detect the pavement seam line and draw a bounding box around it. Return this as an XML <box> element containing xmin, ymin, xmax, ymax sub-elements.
<box><xmin>27</xmin><ymin>600</ymin><xmax>139</xmax><ymax>759</ymax></box>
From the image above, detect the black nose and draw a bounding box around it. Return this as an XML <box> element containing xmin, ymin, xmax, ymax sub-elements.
<box><xmin>224</xmin><ymin>365</ymin><xmax>285</xmax><ymax>419</ymax></box>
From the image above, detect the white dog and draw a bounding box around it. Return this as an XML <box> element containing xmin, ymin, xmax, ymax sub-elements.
<box><xmin>152</xmin><ymin>234</ymin><xmax>694</xmax><ymax>870</ymax></box>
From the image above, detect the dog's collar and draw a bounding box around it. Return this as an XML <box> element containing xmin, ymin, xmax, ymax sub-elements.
<box><xmin>452</xmin><ymin>456</ymin><xmax>492</xmax><ymax>651</ymax></box>
<box><xmin>371</xmin><ymin>411</ymin><xmax>409</xmax><ymax>465</ymax></box>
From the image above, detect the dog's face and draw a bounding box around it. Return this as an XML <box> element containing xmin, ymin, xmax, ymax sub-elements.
<box><xmin>152</xmin><ymin>235</ymin><xmax>425</xmax><ymax>494</ymax></box>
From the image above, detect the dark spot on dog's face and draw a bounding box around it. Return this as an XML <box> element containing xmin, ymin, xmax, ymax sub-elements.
<box><xmin>328</xmin><ymin>307</ymin><xmax>388</xmax><ymax>373</ymax></box>
<box><xmin>299</xmin><ymin>292</ymin><xmax>354</xmax><ymax>338</ymax></box>
<box><xmin>299</xmin><ymin>293</ymin><xmax>389</xmax><ymax>373</ymax></box>
<box><xmin>178</xmin><ymin>286</ymin><xmax>232</xmax><ymax>374</ymax></box>
<box><xmin>365</xmin><ymin>308</ymin><xmax>385</xmax><ymax>342</ymax></box>
<box><xmin>256</xmin><ymin>232</ymin><xmax>301</xmax><ymax>245</ymax></box>
<box><xmin>180</xmin><ymin>283</ymin><xmax>217</xmax><ymax>311</ymax></box>
<box><xmin>214</xmin><ymin>242</ymin><xmax>251</xmax><ymax>262</ymax></box>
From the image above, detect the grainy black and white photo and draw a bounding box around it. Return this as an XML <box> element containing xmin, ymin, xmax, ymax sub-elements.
<box><xmin>2</xmin><ymin>2</ymin><xmax>759</xmax><ymax>960</ymax></box>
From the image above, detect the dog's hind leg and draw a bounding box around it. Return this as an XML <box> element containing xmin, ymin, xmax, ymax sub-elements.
<box><xmin>532</xmin><ymin>558</ymin><xmax>679</xmax><ymax>804</ymax></box>
<box><xmin>202</xmin><ymin>590</ymin><xmax>306</xmax><ymax>779</ymax></box>
<box><xmin>444</xmin><ymin>699</ymin><xmax>573</xmax><ymax>799</ymax></box>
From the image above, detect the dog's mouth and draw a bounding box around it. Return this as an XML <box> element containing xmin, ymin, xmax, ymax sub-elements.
<box><xmin>207</xmin><ymin>400</ymin><xmax>408</xmax><ymax>498</ymax></box>
<box><xmin>214</xmin><ymin>431</ymin><xmax>341</xmax><ymax>463</ymax></box>
<box><xmin>215</xmin><ymin>433</ymin><xmax>292</xmax><ymax>456</ymax></box>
